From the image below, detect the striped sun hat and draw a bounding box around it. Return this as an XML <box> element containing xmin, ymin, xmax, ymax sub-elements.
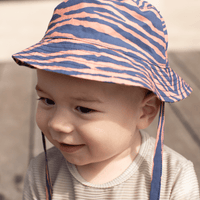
<box><xmin>12</xmin><ymin>0</ymin><xmax>192</xmax><ymax>199</ymax></box>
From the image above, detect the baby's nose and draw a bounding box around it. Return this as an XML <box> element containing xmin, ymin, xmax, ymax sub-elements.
<box><xmin>48</xmin><ymin>108</ymin><xmax>75</xmax><ymax>134</ymax></box>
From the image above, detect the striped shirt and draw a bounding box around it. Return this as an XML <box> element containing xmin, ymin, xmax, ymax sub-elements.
<box><xmin>23</xmin><ymin>131</ymin><xmax>200</xmax><ymax>199</ymax></box>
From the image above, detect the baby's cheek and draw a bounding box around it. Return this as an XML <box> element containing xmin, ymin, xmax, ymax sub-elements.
<box><xmin>80</xmin><ymin>121</ymin><xmax>113</xmax><ymax>147</ymax></box>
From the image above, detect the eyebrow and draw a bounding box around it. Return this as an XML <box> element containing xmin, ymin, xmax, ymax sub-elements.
<box><xmin>35</xmin><ymin>85</ymin><xmax>102</xmax><ymax>103</ymax></box>
<box><xmin>70</xmin><ymin>96</ymin><xmax>103</xmax><ymax>103</ymax></box>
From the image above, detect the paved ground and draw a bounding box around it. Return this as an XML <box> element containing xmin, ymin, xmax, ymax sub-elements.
<box><xmin>0</xmin><ymin>1</ymin><xmax>200</xmax><ymax>200</ymax></box>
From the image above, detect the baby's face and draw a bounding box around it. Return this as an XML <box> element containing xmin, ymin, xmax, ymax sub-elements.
<box><xmin>36</xmin><ymin>69</ymin><xmax>145</xmax><ymax>167</ymax></box>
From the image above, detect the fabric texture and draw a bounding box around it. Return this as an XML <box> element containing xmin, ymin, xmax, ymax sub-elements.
<box><xmin>12</xmin><ymin>0</ymin><xmax>192</xmax><ymax>103</ymax></box>
<box><xmin>23</xmin><ymin>131</ymin><xmax>200</xmax><ymax>200</ymax></box>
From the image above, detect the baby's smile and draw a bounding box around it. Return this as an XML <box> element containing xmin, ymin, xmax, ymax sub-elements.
<box><xmin>59</xmin><ymin>143</ymin><xmax>85</xmax><ymax>153</ymax></box>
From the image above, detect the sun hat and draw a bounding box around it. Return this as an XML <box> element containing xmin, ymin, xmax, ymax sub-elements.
<box><xmin>12</xmin><ymin>0</ymin><xmax>192</xmax><ymax>199</ymax></box>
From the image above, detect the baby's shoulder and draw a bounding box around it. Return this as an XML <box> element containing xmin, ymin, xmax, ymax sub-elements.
<box><xmin>162</xmin><ymin>142</ymin><xmax>193</xmax><ymax>170</ymax></box>
<box><xmin>147</xmin><ymin>135</ymin><xmax>195</xmax><ymax>184</ymax></box>
<box><xmin>147</xmin><ymin>134</ymin><xmax>191</xmax><ymax>167</ymax></box>
<box><xmin>32</xmin><ymin>146</ymin><xmax>64</xmax><ymax>166</ymax></box>
<box><xmin>29</xmin><ymin>147</ymin><xmax>66</xmax><ymax>183</ymax></box>
<box><xmin>146</xmin><ymin>134</ymin><xmax>199</xmax><ymax>198</ymax></box>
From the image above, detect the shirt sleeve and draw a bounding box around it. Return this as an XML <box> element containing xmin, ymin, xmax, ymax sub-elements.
<box><xmin>170</xmin><ymin>160</ymin><xmax>200</xmax><ymax>200</ymax></box>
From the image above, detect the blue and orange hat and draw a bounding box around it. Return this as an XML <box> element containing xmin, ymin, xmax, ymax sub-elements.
<box><xmin>12</xmin><ymin>0</ymin><xmax>192</xmax><ymax>199</ymax></box>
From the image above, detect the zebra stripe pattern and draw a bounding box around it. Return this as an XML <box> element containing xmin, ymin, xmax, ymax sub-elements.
<box><xmin>12</xmin><ymin>0</ymin><xmax>192</xmax><ymax>103</ymax></box>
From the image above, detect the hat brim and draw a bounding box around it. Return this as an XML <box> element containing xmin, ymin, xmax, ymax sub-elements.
<box><xmin>12</xmin><ymin>38</ymin><xmax>192</xmax><ymax>103</ymax></box>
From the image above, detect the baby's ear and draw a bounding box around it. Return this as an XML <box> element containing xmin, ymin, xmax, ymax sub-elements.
<box><xmin>137</xmin><ymin>92</ymin><xmax>161</xmax><ymax>129</ymax></box>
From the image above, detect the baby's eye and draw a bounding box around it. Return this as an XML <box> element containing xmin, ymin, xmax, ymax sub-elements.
<box><xmin>38</xmin><ymin>97</ymin><xmax>55</xmax><ymax>106</ymax></box>
<box><xmin>76</xmin><ymin>106</ymin><xmax>95</xmax><ymax>114</ymax></box>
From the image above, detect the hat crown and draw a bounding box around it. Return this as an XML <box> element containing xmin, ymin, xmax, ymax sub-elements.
<box><xmin>12</xmin><ymin>0</ymin><xmax>192</xmax><ymax>103</ymax></box>
<box><xmin>44</xmin><ymin>0</ymin><xmax>168</xmax><ymax>67</ymax></box>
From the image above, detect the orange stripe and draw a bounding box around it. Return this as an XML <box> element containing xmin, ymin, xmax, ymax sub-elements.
<box><xmin>46</xmin><ymin>28</ymin><xmax>165</xmax><ymax>67</ymax></box>
<box><xmin>53</xmin><ymin>2</ymin><xmax>164</xmax><ymax>38</ymax></box>
<box><xmin>50</xmin><ymin>8</ymin><xmax>166</xmax><ymax>48</ymax></box>
<box><xmin>44</xmin><ymin>36</ymin><xmax>154</xmax><ymax>65</ymax></box>
<box><xmin>18</xmin><ymin>56</ymin><xmax>151</xmax><ymax>82</ymax></box>
<box><xmin>19</xmin><ymin>49</ymin><xmax>151</xmax><ymax>76</ymax></box>
<box><xmin>48</xmin><ymin>11</ymin><xmax>166</xmax><ymax>56</ymax></box>
<box><xmin>37</xmin><ymin>63</ymin><xmax>151</xmax><ymax>88</ymax></box>
<box><xmin>46</xmin><ymin>187</ymin><xmax>49</xmax><ymax>200</ymax></box>
<box><xmin>104</xmin><ymin>1</ymin><xmax>165</xmax><ymax>37</ymax></box>
<box><xmin>18</xmin><ymin>56</ymin><xmax>145</xmax><ymax>77</ymax></box>
<box><xmin>16</xmin><ymin>37</ymin><xmax>165</xmax><ymax>68</ymax></box>
<box><xmin>17</xmin><ymin>48</ymin><xmax>155</xmax><ymax>82</ymax></box>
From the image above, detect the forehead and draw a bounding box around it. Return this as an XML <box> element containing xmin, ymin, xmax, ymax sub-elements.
<box><xmin>36</xmin><ymin>69</ymin><xmax>145</xmax><ymax>102</ymax></box>
<box><xmin>37</xmin><ymin>69</ymin><xmax>115</xmax><ymax>93</ymax></box>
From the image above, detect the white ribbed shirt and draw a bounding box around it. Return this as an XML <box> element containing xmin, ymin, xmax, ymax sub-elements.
<box><xmin>23</xmin><ymin>131</ymin><xmax>200</xmax><ymax>199</ymax></box>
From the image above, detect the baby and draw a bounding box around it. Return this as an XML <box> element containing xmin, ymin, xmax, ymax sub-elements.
<box><xmin>12</xmin><ymin>0</ymin><xmax>199</xmax><ymax>199</ymax></box>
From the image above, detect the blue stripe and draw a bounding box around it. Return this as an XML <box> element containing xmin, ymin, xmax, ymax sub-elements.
<box><xmin>64</xmin><ymin>7</ymin><xmax>124</xmax><ymax>22</ymax></box>
<box><xmin>48</xmin><ymin>18</ymin><xmax>71</xmax><ymax>30</ymax></box>
<box><xmin>45</xmin><ymin>24</ymin><xmax>166</xmax><ymax>65</ymax></box>
<box><xmin>95</xmin><ymin>12</ymin><xmax>165</xmax><ymax>52</ymax></box>
<box><xmin>76</xmin><ymin>16</ymin><xmax>165</xmax><ymax>57</ymax></box>
<box><xmin>20</xmin><ymin>40</ymin><xmax>165</xmax><ymax>68</ymax></box>
<box><xmin>150</xmin><ymin>102</ymin><xmax>165</xmax><ymax>200</ymax></box>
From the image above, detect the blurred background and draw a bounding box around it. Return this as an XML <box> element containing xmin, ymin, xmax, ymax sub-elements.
<box><xmin>0</xmin><ymin>0</ymin><xmax>200</xmax><ymax>199</ymax></box>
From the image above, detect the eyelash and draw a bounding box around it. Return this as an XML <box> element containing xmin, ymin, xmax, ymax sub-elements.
<box><xmin>37</xmin><ymin>97</ymin><xmax>55</xmax><ymax>106</ymax></box>
<box><xmin>37</xmin><ymin>97</ymin><xmax>95</xmax><ymax>114</ymax></box>
<box><xmin>76</xmin><ymin>106</ymin><xmax>95</xmax><ymax>114</ymax></box>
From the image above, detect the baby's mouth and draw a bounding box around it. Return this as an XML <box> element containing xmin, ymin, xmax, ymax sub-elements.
<box><xmin>59</xmin><ymin>143</ymin><xmax>85</xmax><ymax>153</ymax></box>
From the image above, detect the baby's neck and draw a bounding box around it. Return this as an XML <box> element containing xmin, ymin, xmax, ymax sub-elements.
<box><xmin>76</xmin><ymin>133</ymin><xmax>141</xmax><ymax>185</ymax></box>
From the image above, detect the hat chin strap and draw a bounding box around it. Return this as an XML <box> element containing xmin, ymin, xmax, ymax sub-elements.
<box><xmin>41</xmin><ymin>102</ymin><xmax>165</xmax><ymax>200</ymax></box>
<box><xmin>150</xmin><ymin>101</ymin><xmax>165</xmax><ymax>200</ymax></box>
<box><xmin>42</xmin><ymin>132</ymin><xmax>53</xmax><ymax>200</ymax></box>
